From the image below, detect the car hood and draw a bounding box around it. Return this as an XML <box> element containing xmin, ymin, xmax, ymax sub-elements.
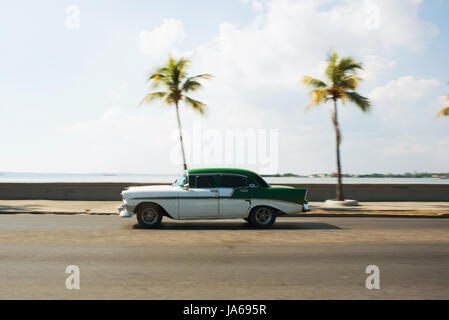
<box><xmin>122</xmin><ymin>185</ymin><xmax>178</xmax><ymax>199</ymax></box>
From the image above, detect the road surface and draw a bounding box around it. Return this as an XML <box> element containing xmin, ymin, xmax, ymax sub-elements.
<box><xmin>0</xmin><ymin>214</ymin><xmax>448</xmax><ymax>299</ymax></box>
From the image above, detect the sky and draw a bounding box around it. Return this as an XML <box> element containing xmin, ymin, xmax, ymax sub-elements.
<box><xmin>0</xmin><ymin>0</ymin><xmax>448</xmax><ymax>175</ymax></box>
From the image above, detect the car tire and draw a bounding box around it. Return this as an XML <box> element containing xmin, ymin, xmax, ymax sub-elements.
<box><xmin>248</xmin><ymin>206</ymin><xmax>276</xmax><ymax>228</ymax></box>
<box><xmin>136</xmin><ymin>203</ymin><xmax>163</xmax><ymax>228</ymax></box>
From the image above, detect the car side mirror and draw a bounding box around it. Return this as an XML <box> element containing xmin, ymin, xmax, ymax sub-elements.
<box><xmin>183</xmin><ymin>183</ymin><xmax>190</xmax><ymax>189</ymax></box>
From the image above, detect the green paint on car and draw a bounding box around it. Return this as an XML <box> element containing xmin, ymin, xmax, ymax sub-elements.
<box><xmin>186</xmin><ymin>168</ymin><xmax>308</xmax><ymax>205</ymax></box>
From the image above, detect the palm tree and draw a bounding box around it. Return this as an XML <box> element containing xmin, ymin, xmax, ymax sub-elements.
<box><xmin>303</xmin><ymin>52</ymin><xmax>371</xmax><ymax>201</ymax></box>
<box><xmin>141</xmin><ymin>56</ymin><xmax>212</xmax><ymax>171</ymax></box>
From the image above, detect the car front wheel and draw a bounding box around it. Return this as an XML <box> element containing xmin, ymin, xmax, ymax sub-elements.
<box><xmin>136</xmin><ymin>204</ymin><xmax>163</xmax><ymax>228</ymax></box>
<box><xmin>248</xmin><ymin>206</ymin><xmax>276</xmax><ymax>228</ymax></box>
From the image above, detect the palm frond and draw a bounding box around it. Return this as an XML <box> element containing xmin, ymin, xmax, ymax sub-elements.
<box><xmin>306</xmin><ymin>88</ymin><xmax>330</xmax><ymax>109</ymax></box>
<box><xmin>148</xmin><ymin>72</ymin><xmax>168</xmax><ymax>89</ymax></box>
<box><xmin>148</xmin><ymin>73</ymin><xmax>164</xmax><ymax>82</ymax></box>
<box><xmin>190</xmin><ymin>74</ymin><xmax>213</xmax><ymax>80</ymax></box>
<box><xmin>303</xmin><ymin>76</ymin><xmax>327</xmax><ymax>88</ymax></box>
<box><xmin>339</xmin><ymin>76</ymin><xmax>362</xmax><ymax>90</ymax></box>
<box><xmin>338</xmin><ymin>57</ymin><xmax>363</xmax><ymax>73</ymax></box>
<box><xmin>326</xmin><ymin>51</ymin><xmax>338</xmax><ymax>65</ymax></box>
<box><xmin>166</xmin><ymin>56</ymin><xmax>176</xmax><ymax>69</ymax></box>
<box><xmin>163</xmin><ymin>92</ymin><xmax>178</xmax><ymax>105</ymax></box>
<box><xmin>325</xmin><ymin>52</ymin><xmax>339</xmax><ymax>82</ymax></box>
<box><xmin>182</xmin><ymin>78</ymin><xmax>202</xmax><ymax>92</ymax></box>
<box><xmin>436</xmin><ymin>106</ymin><xmax>449</xmax><ymax>118</ymax></box>
<box><xmin>343</xmin><ymin>91</ymin><xmax>371</xmax><ymax>112</ymax></box>
<box><xmin>139</xmin><ymin>91</ymin><xmax>168</xmax><ymax>105</ymax></box>
<box><xmin>184</xmin><ymin>96</ymin><xmax>206</xmax><ymax>114</ymax></box>
<box><xmin>175</xmin><ymin>58</ymin><xmax>191</xmax><ymax>82</ymax></box>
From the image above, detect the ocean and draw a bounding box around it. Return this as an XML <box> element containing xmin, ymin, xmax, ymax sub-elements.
<box><xmin>0</xmin><ymin>172</ymin><xmax>447</xmax><ymax>184</ymax></box>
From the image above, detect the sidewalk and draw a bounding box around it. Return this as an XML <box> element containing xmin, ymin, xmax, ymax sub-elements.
<box><xmin>0</xmin><ymin>200</ymin><xmax>448</xmax><ymax>217</ymax></box>
<box><xmin>300</xmin><ymin>201</ymin><xmax>449</xmax><ymax>217</ymax></box>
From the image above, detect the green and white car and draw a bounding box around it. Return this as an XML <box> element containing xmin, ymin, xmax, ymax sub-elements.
<box><xmin>118</xmin><ymin>168</ymin><xmax>309</xmax><ymax>228</ymax></box>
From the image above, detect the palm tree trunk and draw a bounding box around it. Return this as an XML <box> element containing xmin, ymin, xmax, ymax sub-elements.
<box><xmin>332</xmin><ymin>98</ymin><xmax>344</xmax><ymax>201</ymax></box>
<box><xmin>175</xmin><ymin>102</ymin><xmax>188</xmax><ymax>171</ymax></box>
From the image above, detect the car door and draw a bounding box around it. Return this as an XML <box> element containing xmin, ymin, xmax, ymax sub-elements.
<box><xmin>178</xmin><ymin>174</ymin><xmax>219</xmax><ymax>219</ymax></box>
<box><xmin>218</xmin><ymin>174</ymin><xmax>251</xmax><ymax>218</ymax></box>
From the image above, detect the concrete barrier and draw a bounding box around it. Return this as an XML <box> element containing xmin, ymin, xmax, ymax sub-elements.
<box><xmin>0</xmin><ymin>182</ymin><xmax>448</xmax><ymax>201</ymax></box>
<box><xmin>292</xmin><ymin>183</ymin><xmax>449</xmax><ymax>201</ymax></box>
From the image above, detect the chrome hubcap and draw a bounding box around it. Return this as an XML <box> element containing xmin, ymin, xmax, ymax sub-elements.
<box><xmin>254</xmin><ymin>207</ymin><xmax>272</xmax><ymax>225</ymax></box>
<box><xmin>141</xmin><ymin>207</ymin><xmax>158</xmax><ymax>224</ymax></box>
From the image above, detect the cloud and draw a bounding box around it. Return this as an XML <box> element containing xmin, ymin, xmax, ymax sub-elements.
<box><xmin>367</xmin><ymin>76</ymin><xmax>440</xmax><ymax>128</ymax></box>
<box><xmin>359</xmin><ymin>55</ymin><xmax>396</xmax><ymax>84</ymax></box>
<box><xmin>188</xmin><ymin>0</ymin><xmax>444</xmax><ymax>173</ymax></box>
<box><xmin>251</xmin><ymin>0</ymin><xmax>264</xmax><ymax>12</ymax></box>
<box><xmin>367</xmin><ymin>0</ymin><xmax>438</xmax><ymax>50</ymax></box>
<box><xmin>65</xmin><ymin>107</ymin><xmax>177</xmax><ymax>147</ymax></box>
<box><xmin>63</xmin><ymin>105</ymin><xmax>281</xmax><ymax>173</ymax></box>
<box><xmin>383</xmin><ymin>140</ymin><xmax>432</xmax><ymax>155</ymax></box>
<box><xmin>438</xmin><ymin>94</ymin><xmax>449</xmax><ymax>107</ymax></box>
<box><xmin>63</xmin><ymin>0</ymin><xmax>447</xmax><ymax>174</ymax></box>
<box><xmin>191</xmin><ymin>0</ymin><xmax>438</xmax><ymax>96</ymax></box>
<box><xmin>139</xmin><ymin>19</ymin><xmax>186</xmax><ymax>57</ymax></box>
<box><xmin>64</xmin><ymin>107</ymin><xmax>183</xmax><ymax>172</ymax></box>
<box><xmin>369</xmin><ymin>76</ymin><xmax>440</xmax><ymax>101</ymax></box>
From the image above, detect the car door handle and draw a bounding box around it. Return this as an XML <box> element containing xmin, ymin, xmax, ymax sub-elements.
<box><xmin>210</xmin><ymin>190</ymin><xmax>219</xmax><ymax>193</ymax></box>
<box><xmin>240</xmin><ymin>189</ymin><xmax>248</xmax><ymax>192</ymax></box>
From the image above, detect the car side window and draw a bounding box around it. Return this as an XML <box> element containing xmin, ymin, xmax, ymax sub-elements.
<box><xmin>188</xmin><ymin>174</ymin><xmax>217</xmax><ymax>188</ymax></box>
<box><xmin>220</xmin><ymin>174</ymin><xmax>248</xmax><ymax>188</ymax></box>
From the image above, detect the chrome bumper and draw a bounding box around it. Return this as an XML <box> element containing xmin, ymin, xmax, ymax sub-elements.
<box><xmin>303</xmin><ymin>203</ymin><xmax>310</xmax><ymax>212</ymax></box>
<box><xmin>117</xmin><ymin>203</ymin><xmax>134</xmax><ymax>217</ymax></box>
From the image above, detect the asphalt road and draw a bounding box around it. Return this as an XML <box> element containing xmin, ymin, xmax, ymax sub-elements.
<box><xmin>0</xmin><ymin>214</ymin><xmax>448</xmax><ymax>299</ymax></box>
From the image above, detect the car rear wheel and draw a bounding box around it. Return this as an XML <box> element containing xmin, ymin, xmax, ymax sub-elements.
<box><xmin>248</xmin><ymin>206</ymin><xmax>276</xmax><ymax>228</ymax></box>
<box><xmin>136</xmin><ymin>204</ymin><xmax>163</xmax><ymax>228</ymax></box>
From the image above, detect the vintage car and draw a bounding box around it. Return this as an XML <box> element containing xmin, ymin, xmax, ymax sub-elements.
<box><xmin>118</xmin><ymin>168</ymin><xmax>309</xmax><ymax>228</ymax></box>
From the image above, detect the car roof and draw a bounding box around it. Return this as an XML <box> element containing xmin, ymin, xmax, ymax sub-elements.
<box><xmin>186</xmin><ymin>168</ymin><xmax>260</xmax><ymax>179</ymax></box>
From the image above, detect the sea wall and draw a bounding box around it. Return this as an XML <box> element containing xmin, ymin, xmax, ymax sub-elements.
<box><xmin>0</xmin><ymin>182</ymin><xmax>448</xmax><ymax>201</ymax></box>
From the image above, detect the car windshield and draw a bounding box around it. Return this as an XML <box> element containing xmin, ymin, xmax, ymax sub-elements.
<box><xmin>173</xmin><ymin>173</ymin><xmax>188</xmax><ymax>187</ymax></box>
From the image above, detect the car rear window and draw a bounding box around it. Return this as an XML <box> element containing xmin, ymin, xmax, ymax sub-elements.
<box><xmin>220</xmin><ymin>174</ymin><xmax>248</xmax><ymax>188</ymax></box>
<box><xmin>249</xmin><ymin>175</ymin><xmax>269</xmax><ymax>188</ymax></box>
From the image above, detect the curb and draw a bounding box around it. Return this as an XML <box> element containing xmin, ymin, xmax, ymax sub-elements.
<box><xmin>285</xmin><ymin>213</ymin><xmax>449</xmax><ymax>218</ymax></box>
<box><xmin>0</xmin><ymin>211</ymin><xmax>112</xmax><ymax>215</ymax></box>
